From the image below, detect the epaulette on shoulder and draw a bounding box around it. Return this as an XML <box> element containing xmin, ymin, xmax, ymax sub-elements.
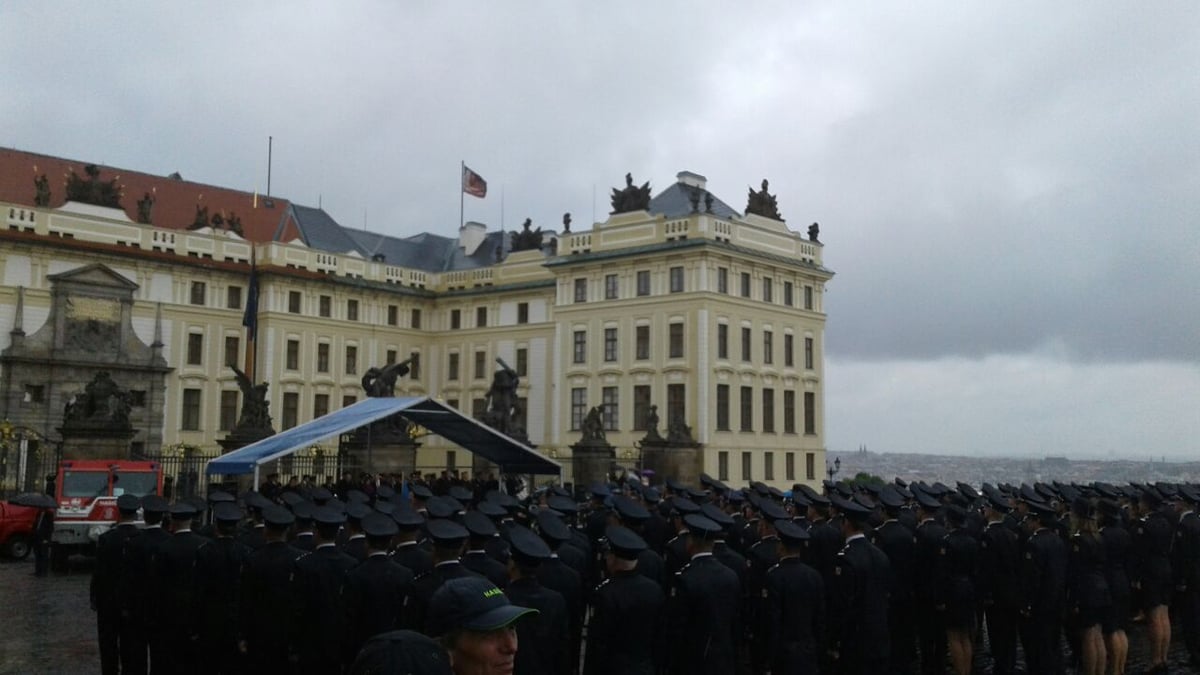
<box><xmin>677</xmin><ymin>562</ymin><xmax>692</xmax><ymax>576</ymax></box>
<box><xmin>594</xmin><ymin>578</ymin><xmax>612</xmax><ymax>593</ymax></box>
<box><xmin>413</xmin><ymin>570</ymin><xmax>433</xmax><ymax>582</ymax></box>
<box><xmin>667</xmin><ymin>535</ymin><xmax>680</xmax><ymax>546</ymax></box>
<box><xmin>766</xmin><ymin>562</ymin><xmax>780</xmax><ymax>575</ymax></box>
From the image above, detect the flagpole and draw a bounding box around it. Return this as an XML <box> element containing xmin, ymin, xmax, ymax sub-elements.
<box><xmin>460</xmin><ymin>160</ymin><xmax>465</xmax><ymax>230</ymax></box>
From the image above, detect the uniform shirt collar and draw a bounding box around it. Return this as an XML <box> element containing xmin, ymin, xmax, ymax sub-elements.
<box><xmin>690</xmin><ymin>551</ymin><xmax>714</xmax><ymax>561</ymax></box>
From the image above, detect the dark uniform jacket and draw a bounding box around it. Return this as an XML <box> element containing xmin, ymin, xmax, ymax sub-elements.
<box><xmin>807</xmin><ymin>519</ymin><xmax>843</xmax><ymax>589</ymax></box>
<box><xmin>120</xmin><ymin>525</ymin><xmax>171</xmax><ymax>623</ymax></box>
<box><xmin>1021</xmin><ymin>527</ymin><xmax>1068</xmax><ymax>617</ymax></box>
<box><xmin>391</xmin><ymin>540</ymin><xmax>433</xmax><ymax>577</ymax></box>
<box><xmin>584</xmin><ymin>568</ymin><xmax>666</xmax><ymax>675</ymax></box>
<box><xmin>291</xmin><ymin>544</ymin><xmax>358</xmax><ymax>674</ymax></box>
<box><xmin>667</xmin><ymin>553</ymin><xmax>741</xmax><ymax>675</ymax></box>
<box><xmin>342</xmin><ymin>534</ymin><xmax>368</xmax><ymax>563</ymax></box>
<box><xmin>978</xmin><ymin>521</ymin><xmax>1021</xmax><ymax>611</ymax></box>
<box><xmin>762</xmin><ymin>556</ymin><xmax>825</xmax><ymax>675</ymax></box>
<box><xmin>193</xmin><ymin>536</ymin><xmax>253</xmax><ymax>669</ymax></box>
<box><xmin>537</xmin><ymin>555</ymin><xmax>584</xmax><ymax>672</ymax></box>
<box><xmin>712</xmin><ymin>540</ymin><xmax>749</xmax><ymax>590</ymax></box>
<box><xmin>505</xmin><ymin>576</ymin><xmax>570</xmax><ymax>675</ymax></box>
<box><xmin>148</xmin><ymin>527</ymin><xmax>209</xmax><ymax>674</ymax></box>
<box><xmin>913</xmin><ymin>518</ymin><xmax>948</xmax><ymax>609</ymax></box>
<box><xmin>829</xmin><ymin>534</ymin><xmax>892</xmax><ymax>672</ymax></box>
<box><xmin>408</xmin><ymin>560</ymin><xmax>482</xmax><ymax>633</ymax></box>
<box><xmin>240</xmin><ymin>540</ymin><xmax>303</xmax><ymax>669</ymax></box>
<box><xmin>872</xmin><ymin>519</ymin><xmax>916</xmax><ymax>609</ymax></box>
<box><xmin>341</xmin><ymin>552</ymin><xmax>416</xmax><ymax>662</ymax></box>
<box><xmin>92</xmin><ymin>523</ymin><xmax>142</xmax><ymax>612</ymax></box>
<box><xmin>149</xmin><ymin>528</ymin><xmax>208</xmax><ymax>631</ymax></box>
<box><xmin>461</xmin><ymin>549</ymin><xmax>509</xmax><ymax>589</ymax></box>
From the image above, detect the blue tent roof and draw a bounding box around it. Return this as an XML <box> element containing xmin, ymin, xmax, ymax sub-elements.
<box><xmin>205</xmin><ymin>396</ymin><xmax>560</xmax><ymax>476</ymax></box>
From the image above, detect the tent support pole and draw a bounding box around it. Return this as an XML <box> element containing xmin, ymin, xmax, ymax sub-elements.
<box><xmin>254</xmin><ymin>463</ymin><xmax>260</xmax><ymax>490</ymax></box>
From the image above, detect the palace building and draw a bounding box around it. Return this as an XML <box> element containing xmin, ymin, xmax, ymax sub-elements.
<box><xmin>0</xmin><ymin>147</ymin><xmax>832</xmax><ymax>490</ymax></box>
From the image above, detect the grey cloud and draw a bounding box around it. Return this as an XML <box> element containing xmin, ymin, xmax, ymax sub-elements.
<box><xmin>2</xmin><ymin>2</ymin><xmax>1197</xmax><ymax>364</ymax></box>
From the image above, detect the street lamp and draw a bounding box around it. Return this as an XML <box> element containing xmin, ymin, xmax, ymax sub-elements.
<box><xmin>826</xmin><ymin>456</ymin><xmax>841</xmax><ymax>482</ymax></box>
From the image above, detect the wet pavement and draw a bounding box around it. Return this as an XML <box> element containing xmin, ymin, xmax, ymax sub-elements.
<box><xmin>0</xmin><ymin>551</ymin><xmax>1197</xmax><ymax>674</ymax></box>
<box><xmin>0</xmin><ymin>556</ymin><xmax>96</xmax><ymax>674</ymax></box>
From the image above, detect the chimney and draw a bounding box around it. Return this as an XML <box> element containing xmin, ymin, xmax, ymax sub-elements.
<box><xmin>459</xmin><ymin>221</ymin><xmax>487</xmax><ymax>255</ymax></box>
<box><xmin>676</xmin><ymin>171</ymin><xmax>707</xmax><ymax>190</ymax></box>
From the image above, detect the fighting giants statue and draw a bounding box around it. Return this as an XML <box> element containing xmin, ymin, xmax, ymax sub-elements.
<box><xmin>361</xmin><ymin>359</ymin><xmax>412</xmax><ymax>398</ymax></box>
<box><xmin>581</xmin><ymin>406</ymin><xmax>606</xmax><ymax>443</ymax></box>
<box><xmin>62</xmin><ymin>371</ymin><xmax>133</xmax><ymax>431</ymax></box>
<box><xmin>230</xmin><ymin>366</ymin><xmax>274</xmax><ymax>433</ymax></box>
<box><xmin>483</xmin><ymin>358</ymin><xmax>522</xmax><ymax>438</ymax></box>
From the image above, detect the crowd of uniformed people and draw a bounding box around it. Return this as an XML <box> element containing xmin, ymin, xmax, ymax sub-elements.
<box><xmin>89</xmin><ymin>470</ymin><xmax>1200</xmax><ymax>675</ymax></box>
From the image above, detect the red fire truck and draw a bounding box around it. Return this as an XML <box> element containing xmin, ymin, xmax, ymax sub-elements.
<box><xmin>51</xmin><ymin>459</ymin><xmax>163</xmax><ymax>559</ymax></box>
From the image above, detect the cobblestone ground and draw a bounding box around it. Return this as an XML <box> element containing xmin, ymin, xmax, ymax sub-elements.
<box><xmin>0</xmin><ymin>556</ymin><xmax>97</xmax><ymax>674</ymax></box>
<box><xmin>0</xmin><ymin>554</ymin><xmax>1197</xmax><ymax>674</ymax></box>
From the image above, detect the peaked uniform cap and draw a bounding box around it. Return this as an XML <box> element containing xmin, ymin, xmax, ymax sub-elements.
<box><xmin>427</xmin><ymin>577</ymin><xmax>537</xmax><ymax>637</ymax></box>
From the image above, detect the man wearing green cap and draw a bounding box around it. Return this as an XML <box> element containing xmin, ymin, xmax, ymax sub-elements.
<box><xmin>428</xmin><ymin>576</ymin><xmax>538</xmax><ymax>675</ymax></box>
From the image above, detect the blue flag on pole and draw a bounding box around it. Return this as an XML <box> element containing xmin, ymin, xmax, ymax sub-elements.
<box><xmin>242</xmin><ymin>256</ymin><xmax>259</xmax><ymax>340</ymax></box>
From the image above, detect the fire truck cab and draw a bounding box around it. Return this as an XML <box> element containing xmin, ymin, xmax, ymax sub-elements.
<box><xmin>52</xmin><ymin>459</ymin><xmax>162</xmax><ymax>555</ymax></box>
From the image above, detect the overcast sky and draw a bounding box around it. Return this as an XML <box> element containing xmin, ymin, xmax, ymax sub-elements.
<box><xmin>3</xmin><ymin>2</ymin><xmax>1197</xmax><ymax>459</ymax></box>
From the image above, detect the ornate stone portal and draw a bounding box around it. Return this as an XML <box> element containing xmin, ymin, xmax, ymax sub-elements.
<box><xmin>1</xmin><ymin>264</ymin><xmax>171</xmax><ymax>460</ymax></box>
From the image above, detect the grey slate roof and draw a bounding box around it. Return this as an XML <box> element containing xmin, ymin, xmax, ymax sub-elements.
<box><xmin>647</xmin><ymin>181</ymin><xmax>741</xmax><ymax>220</ymax></box>
<box><xmin>340</xmin><ymin>227</ymin><xmax>511</xmax><ymax>273</ymax></box>
<box><xmin>286</xmin><ymin>174</ymin><xmax>747</xmax><ymax>272</ymax></box>
<box><xmin>291</xmin><ymin>205</ymin><xmax>365</xmax><ymax>254</ymax></box>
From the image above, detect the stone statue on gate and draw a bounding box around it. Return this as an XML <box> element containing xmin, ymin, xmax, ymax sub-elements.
<box><xmin>483</xmin><ymin>358</ymin><xmax>520</xmax><ymax>435</ymax></box>
<box><xmin>230</xmin><ymin>365</ymin><xmax>273</xmax><ymax>432</ymax></box>
<box><xmin>642</xmin><ymin>404</ymin><xmax>663</xmax><ymax>442</ymax></box>
<box><xmin>361</xmin><ymin>359</ymin><xmax>412</xmax><ymax>398</ymax></box>
<box><xmin>61</xmin><ymin>371</ymin><xmax>133</xmax><ymax>431</ymax></box>
<box><xmin>667</xmin><ymin>414</ymin><xmax>695</xmax><ymax>445</ymax></box>
<box><xmin>581</xmin><ymin>406</ymin><xmax>606</xmax><ymax>442</ymax></box>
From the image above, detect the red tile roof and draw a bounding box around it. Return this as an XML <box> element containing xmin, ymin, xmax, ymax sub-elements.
<box><xmin>0</xmin><ymin>147</ymin><xmax>301</xmax><ymax>244</ymax></box>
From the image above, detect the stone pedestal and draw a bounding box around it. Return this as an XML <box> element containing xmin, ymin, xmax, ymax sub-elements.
<box><xmin>342</xmin><ymin>426</ymin><xmax>420</xmax><ymax>477</ymax></box>
<box><xmin>639</xmin><ymin>439</ymin><xmax>703</xmax><ymax>488</ymax></box>
<box><xmin>570</xmin><ymin>439</ymin><xmax>615</xmax><ymax>490</ymax></box>
<box><xmin>57</xmin><ymin>427</ymin><xmax>135</xmax><ymax>460</ymax></box>
<box><xmin>218</xmin><ymin>426</ymin><xmax>274</xmax><ymax>453</ymax></box>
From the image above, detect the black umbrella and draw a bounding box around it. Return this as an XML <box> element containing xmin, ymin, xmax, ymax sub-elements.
<box><xmin>9</xmin><ymin>493</ymin><xmax>57</xmax><ymax>509</ymax></box>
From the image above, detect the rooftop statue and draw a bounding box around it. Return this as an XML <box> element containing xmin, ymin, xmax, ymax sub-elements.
<box><xmin>610</xmin><ymin>172</ymin><xmax>652</xmax><ymax>214</ymax></box>
<box><xmin>33</xmin><ymin>173</ymin><xmax>51</xmax><ymax>207</ymax></box>
<box><xmin>510</xmin><ymin>217</ymin><xmax>544</xmax><ymax>252</ymax></box>
<box><xmin>746</xmin><ymin>178</ymin><xmax>782</xmax><ymax>220</ymax></box>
